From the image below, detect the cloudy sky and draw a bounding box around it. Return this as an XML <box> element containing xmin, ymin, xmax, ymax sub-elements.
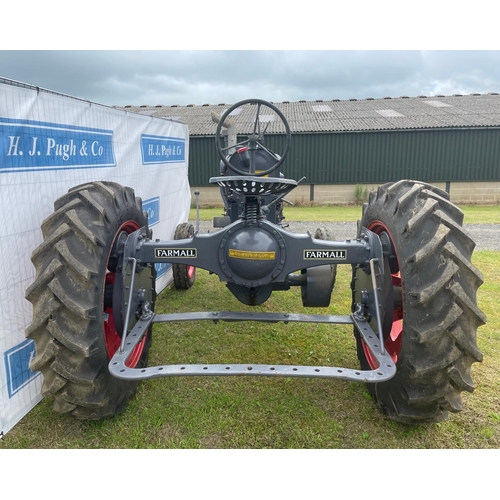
<box><xmin>2</xmin><ymin>50</ymin><xmax>500</xmax><ymax>107</ymax></box>
<box><xmin>2</xmin><ymin>3</ymin><xmax>499</xmax><ymax>107</ymax></box>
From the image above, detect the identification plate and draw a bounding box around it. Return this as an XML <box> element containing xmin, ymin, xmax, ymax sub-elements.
<box><xmin>303</xmin><ymin>250</ymin><xmax>347</xmax><ymax>260</ymax></box>
<box><xmin>228</xmin><ymin>249</ymin><xmax>276</xmax><ymax>260</ymax></box>
<box><xmin>155</xmin><ymin>248</ymin><xmax>197</xmax><ymax>258</ymax></box>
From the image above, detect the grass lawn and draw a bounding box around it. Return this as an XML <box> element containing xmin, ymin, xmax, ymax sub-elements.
<box><xmin>1</xmin><ymin>249</ymin><xmax>498</xmax><ymax>449</ymax></box>
<box><xmin>190</xmin><ymin>204</ymin><xmax>500</xmax><ymax>224</ymax></box>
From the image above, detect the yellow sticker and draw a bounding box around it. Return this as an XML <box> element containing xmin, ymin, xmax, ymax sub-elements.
<box><xmin>228</xmin><ymin>249</ymin><xmax>276</xmax><ymax>260</ymax></box>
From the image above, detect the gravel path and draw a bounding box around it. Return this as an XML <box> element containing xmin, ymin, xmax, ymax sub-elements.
<box><xmin>192</xmin><ymin>220</ymin><xmax>500</xmax><ymax>251</ymax></box>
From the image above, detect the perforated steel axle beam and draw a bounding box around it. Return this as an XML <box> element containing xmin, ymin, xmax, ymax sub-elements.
<box><xmin>108</xmin><ymin>310</ymin><xmax>397</xmax><ymax>383</ymax></box>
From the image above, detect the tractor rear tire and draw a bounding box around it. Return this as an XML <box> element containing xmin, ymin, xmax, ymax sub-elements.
<box><xmin>25</xmin><ymin>181</ymin><xmax>155</xmax><ymax>419</ymax></box>
<box><xmin>354</xmin><ymin>180</ymin><xmax>485</xmax><ymax>423</ymax></box>
<box><xmin>173</xmin><ymin>222</ymin><xmax>196</xmax><ymax>289</ymax></box>
<box><xmin>314</xmin><ymin>227</ymin><xmax>337</xmax><ymax>288</ymax></box>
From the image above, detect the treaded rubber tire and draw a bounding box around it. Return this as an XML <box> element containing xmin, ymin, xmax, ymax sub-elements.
<box><xmin>173</xmin><ymin>222</ymin><xmax>196</xmax><ymax>290</ymax></box>
<box><xmin>354</xmin><ymin>180</ymin><xmax>486</xmax><ymax>423</ymax></box>
<box><xmin>313</xmin><ymin>227</ymin><xmax>337</xmax><ymax>288</ymax></box>
<box><xmin>25</xmin><ymin>181</ymin><xmax>155</xmax><ymax>419</ymax></box>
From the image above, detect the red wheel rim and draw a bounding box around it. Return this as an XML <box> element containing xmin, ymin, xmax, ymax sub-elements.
<box><xmin>364</xmin><ymin>221</ymin><xmax>404</xmax><ymax>368</ymax></box>
<box><xmin>187</xmin><ymin>228</ymin><xmax>195</xmax><ymax>280</ymax></box>
<box><xmin>104</xmin><ymin>221</ymin><xmax>147</xmax><ymax>368</ymax></box>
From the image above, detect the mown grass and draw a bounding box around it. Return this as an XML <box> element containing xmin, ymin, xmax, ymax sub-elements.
<box><xmin>190</xmin><ymin>204</ymin><xmax>499</xmax><ymax>224</ymax></box>
<box><xmin>1</xmin><ymin>250</ymin><xmax>498</xmax><ymax>449</ymax></box>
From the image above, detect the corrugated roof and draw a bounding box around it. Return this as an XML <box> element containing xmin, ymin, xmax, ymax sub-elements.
<box><xmin>117</xmin><ymin>93</ymin><xmax>500</xmax><ymax>135</ymax></box>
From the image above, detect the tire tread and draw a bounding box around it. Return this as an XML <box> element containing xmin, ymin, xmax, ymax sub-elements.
<box><xmin>355</xmin><ymin>179</ymin><xmax>485</xmax><ymax>423</ymax></box>
<box><xmin>26</xmin><ymin>181</ymin><xmax>152</xmax><ymax>419</ymax></box>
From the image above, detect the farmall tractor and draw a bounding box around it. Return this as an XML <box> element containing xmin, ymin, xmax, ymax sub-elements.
<box><xmin>26</xmin><ymin>99</ymin><xmax>485</xmax><ymax>424</ymax></box>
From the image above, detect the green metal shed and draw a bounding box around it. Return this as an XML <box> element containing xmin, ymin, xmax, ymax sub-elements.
<box><xmin>120</xmin><ymin>94</ymin><xmax>500</xmax><ymax>187</ymax></box>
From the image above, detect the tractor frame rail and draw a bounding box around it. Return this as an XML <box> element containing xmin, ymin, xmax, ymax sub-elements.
<box><xmin>108</xmin><ymin>309</ymin><xmax>397</xmax><ymax>383</ymax></box>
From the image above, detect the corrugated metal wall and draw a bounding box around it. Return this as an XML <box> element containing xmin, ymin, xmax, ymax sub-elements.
<box><xmin>188</xmin><ymin>128</ymin><xmax>500</xmax><ymax>186</ymax></box>
<box><xmin>188</xmin><ymin>136</ymin><xmax>221</xmax><ymax>185</ymax></box>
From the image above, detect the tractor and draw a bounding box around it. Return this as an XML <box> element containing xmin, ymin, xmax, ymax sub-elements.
<box><xmin>25</xmin><ymin>98</ymin><xmax>485</xmax><ymax>423</ymax></box>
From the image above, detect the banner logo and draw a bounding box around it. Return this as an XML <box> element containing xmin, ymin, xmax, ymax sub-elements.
<box><xmin>0</xmin><ymin>118</ymin><xmax>116</xmax><ymax>173</ymax></box>
<box><xmin>141</xmin><ymin>135</ymin><xmax>185</xmax><ymax>164</ymax></box>
<box><xmin>143</xmin><ymin>197</ymin><xmax>160</xmax><ymax>226</ymax></box>
<box><xmin>155</xmin><ymin>262</ymin><xmax>171</xmax><ymax>278</ymax></box>
<box><xmin>3</xmin><ymin>339</ymin><xmax>41</xmax><ymax>398</ymax></box>
<box><xmin>142</xmin><ymin>196</ymin><xmax>171</xmax><ymax>278</ymax></box>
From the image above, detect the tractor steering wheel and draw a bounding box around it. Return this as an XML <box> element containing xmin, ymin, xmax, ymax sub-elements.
<box><xmin>215</xmin><ymin>98</ymin><xmax>291</xmax><ymax>177</ymax></box>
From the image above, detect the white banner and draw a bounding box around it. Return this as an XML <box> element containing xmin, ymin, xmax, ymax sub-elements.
<box><xmin>0</xmin><ymin>79</ymin><xmax>191</xmax><ymax>435</ymax></box>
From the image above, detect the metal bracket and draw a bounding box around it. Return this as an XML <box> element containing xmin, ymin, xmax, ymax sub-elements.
<box><xmin>369</xmin><ymin>258</ymin><xmax>385</xmax><ymax>356</ymax></box>
<box><xmin>108</xmin><ymin>310</ymin><xmax>396</xmax><ymax>383</ymax></box>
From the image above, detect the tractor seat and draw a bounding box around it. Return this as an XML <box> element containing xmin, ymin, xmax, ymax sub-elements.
<box><xmin>209</xmin><ymin>176</ymin><xmax>297</xmax><ymax>197</ymax></box>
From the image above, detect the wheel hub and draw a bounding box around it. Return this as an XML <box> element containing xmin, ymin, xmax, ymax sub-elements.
<box><xmin>105</xmin><ymin>221</ymin><xmax>150</xmax><ymax>368</ymax></box>
<box><xmin>364</xmin><ymin>222</ymin><xmax>404</xmax><ymax>366</ymax></box>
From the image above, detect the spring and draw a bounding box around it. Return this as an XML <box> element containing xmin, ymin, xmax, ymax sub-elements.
<box><xmin>244</xmin><ymin>202</ymin><xmax>259</xmax><ymax>223</ymax></box>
